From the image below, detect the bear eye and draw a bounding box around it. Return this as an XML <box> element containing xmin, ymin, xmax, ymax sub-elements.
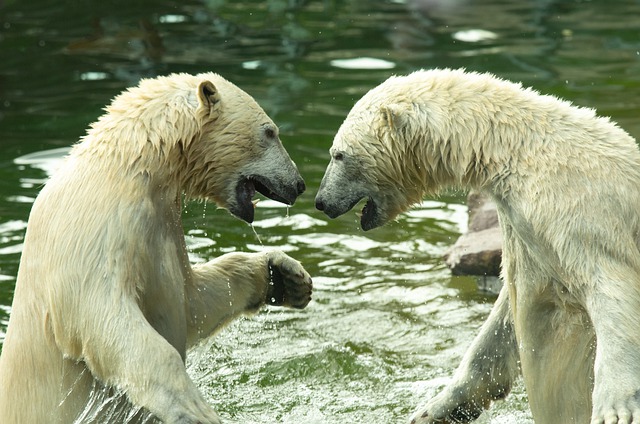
<box><xmin>264</xmin><ymin>126</ymin><xmax>277</xmax><ymax>139</ymax></box>
<box><xmin>333</xmin><ymin>152</ymin><xmax>344</xmax><ymax>161</ymax></box>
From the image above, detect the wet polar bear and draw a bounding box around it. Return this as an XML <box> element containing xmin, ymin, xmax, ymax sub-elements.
<box><xmin>315</xmin><ymin>68</ymin><xmax>640</xmax><ymax>424</ymax></box>
<box><xmin>0</xmin><ymin>73</ymin><xmax>312</xmax><ymax>423</ymax></box>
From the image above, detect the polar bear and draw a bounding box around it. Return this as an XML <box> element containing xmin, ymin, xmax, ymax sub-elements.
<box><xmin>0</xmin><ymin>72</ymin><xmax>313</xmax><ymax>424</ymax></box>
<box><xmin>315</xmin><ymin>68</ymin><xmax>640</xmax><ymax>424</ymax></box>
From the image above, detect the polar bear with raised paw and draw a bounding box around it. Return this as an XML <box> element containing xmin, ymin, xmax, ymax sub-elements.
<box><xmin>0</xmin><ymin>72</ymin><xmax>312</xmax><ymax>423</ymax></box>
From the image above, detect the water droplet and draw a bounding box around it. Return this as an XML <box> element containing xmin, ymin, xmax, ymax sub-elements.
<box><xmin>249</xmin><ymin>223</ymin><xmax>263</xmax><ymax>245</ymax></box>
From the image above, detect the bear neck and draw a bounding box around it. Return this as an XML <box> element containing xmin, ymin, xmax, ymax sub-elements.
<box><xmin>70</xmin><ymin>140</ymin><xmax>191</xmax><ymax>222</ymax></box>
<box><xmin>386</xmin><ymin>69</ymin><xmax>581</xmax><ymax>199</ymax></box>
<box><xmin>410</xmin><ymin>119</ymin><xmax>541</xmax><ymax>199</ymax></box>
<box><xmin>404</xmin><ymin>95</ymin><xmax>555</xmax><ymax>199</ymax></box>
<box><xmin>76</xmin><ymin>112</ymin><xmax>200</xmax><ymax>200</ymax></box>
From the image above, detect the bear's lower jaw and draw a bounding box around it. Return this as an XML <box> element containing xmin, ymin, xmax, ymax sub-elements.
<box><xmin>230</xmin><ymin>175</ymin><xmax>303</xmax><ymax>223</ymax></box>
<box><xmin>360</xmin><ymin>198</ymin><xmax>381</xmax><ymax>231</ymax></box>
<box><xmin>230</xmin><ymin>178</ymin><xmax>257</xmax><ymax>223</ymax></box>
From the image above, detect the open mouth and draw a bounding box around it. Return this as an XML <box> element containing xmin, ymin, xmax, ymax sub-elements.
<box><xmin>252</xmin><ymin>175</ymin><xmax>293</xmax><ymax>205</ymax></box>
<box><xmin>316</xmin><ymin>192</ymin><xmax>380</xmax><ymax>230</ymax></box>
<box><xmin>360</xmin><ymin>198</ymin><xmax>378</xmax><ymax>231</ymax></box>
<box><xmin>232</xmin><ymin>175</ymin><xmax>297</xmax><ymax>223</ymax></box>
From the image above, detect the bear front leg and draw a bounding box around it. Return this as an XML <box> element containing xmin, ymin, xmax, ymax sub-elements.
<box><xmin>410</xmin><ymin>285</ymin><xmax>518</xmax><ymax>424</ymax></box>
<box><xmin>186</xmin><ymin>250</ymin><xmax>312</xmax><ymax>347</ymax></box>
<box><xmin>132</xmin><ymin>344</ymin><xmax>222</xmax><ymax>424</ymax></box>
<box><xmin>586</xmin><ymin>270</ymin><xmax>640</xmax><ymax>424</ymax></box>
<box><xmin>54</xmin><ymin>298</ymin><xmax>222</xmax><ymax>424</ymax></box>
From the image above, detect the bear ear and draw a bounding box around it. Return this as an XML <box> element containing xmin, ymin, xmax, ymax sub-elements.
<box><xmin>381</xmin><ymin>103</ymin><xmax>411</xmax><ymax>131</ymax></box>
<box><xmin>197</xmin><ymin>80</ymin><xmax>221</xmax><ymax>119</ymax></box>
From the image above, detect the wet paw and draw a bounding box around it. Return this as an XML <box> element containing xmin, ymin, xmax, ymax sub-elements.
<box><xmin>266</xmin><ymin>251</ymin><xmax>312</xmax><ymax>309</ymax></box>
<box><xmin>410</xmin><ymin>383</ymin><xmax>510</xmax><ymax>424</ymax></box>
<box><xmin>591</xmin><ymin>390</ymin><xmax>640</xmax><ymax>424</ymax></box>
<box><xmin>411</xmin><ymin>401</ymin><xmax>483</xmax><ymax>424</ymax></box>
<box><xmin>175</xmin><ymin>416</ymin><xmax>221</xmax><ymax>424</ymax></box>
<box><xmin>166</xmin><ymin>401</ymin><xmax>222</xmax><ymax>424</ymax></box>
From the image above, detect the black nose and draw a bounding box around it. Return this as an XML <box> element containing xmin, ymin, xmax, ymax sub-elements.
<box><xmin>315</xmin><ymin>198</ymin><xmax>325</xmax><ymax>211</ymax></box>
<box><xmin>297</xmin><ymin>179</ymin><xmax>306</xmax><ymax>195</ymax></box>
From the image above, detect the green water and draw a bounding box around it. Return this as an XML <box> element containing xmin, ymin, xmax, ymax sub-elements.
<box><xmin>2</xmin><ymin>0</ymin><xmax>640</xmax><ymax>422</ymax></box>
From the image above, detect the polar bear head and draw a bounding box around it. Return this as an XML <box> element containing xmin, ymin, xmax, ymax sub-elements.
<box><xmin>315</xmin><ymin>69</ymin><xmax>503</xmax><ymax>231</ymax></box>
<box><xmin>90</xmin><ymin>72</ymin><xmax>305</xmax><ymax>223</ymax></box>
<box><xmin>179</xmin><ymin>73</ymin><xmax>306</xmax><ymax>223</ymax></box>
<box><xmin>315</xmin><ymin>74</ymin><xmax>441</xmax><ymax>231</ymax></box>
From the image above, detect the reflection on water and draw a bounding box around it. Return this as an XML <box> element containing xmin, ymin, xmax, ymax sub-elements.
<box><xmin>2</xmin><ymin>0</ymin><xmax>640</xmax><ymax>422</ymax></box>
<box><xmin>13</xmin><ymin>147</ymin><xmax>70</xmax><ymax>176</ymax></box>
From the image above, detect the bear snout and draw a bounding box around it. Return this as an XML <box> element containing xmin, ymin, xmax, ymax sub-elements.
<box><xmin>313</xmin><ymin>193</ymin><xmax>348</xmax><ymax>219</ymax></box>
<box><xmin>296</xmin><ymin>179</ymin><xmax>306</xmax><ymax>196</ymax></box>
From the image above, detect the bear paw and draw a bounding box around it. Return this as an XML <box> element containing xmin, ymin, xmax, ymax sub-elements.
<box><xmin>410</xmin><ymin>382</ymin><xmax>509</xmax><ymax>424</ymax></box>
<box><xmin>266</xmin><ymin>251</ymin><xmax>312</xmax><ymax>309</ymax></box>
<box><xmin>161</xmin><ymin>401</ymin><xmax>221</xmax><ymax>424</ymax></box>
<box><xmin>155</xmin><ymin>391</ymin><xmax>223</xmax><ymax>424</ymax></box>
<box><xmin>174</xmin><ymin>414</ymin><xmax>221</xmax><ymax>424</ymax></box>
<box><xmin>591</xmin><ymin>390</ymin><xmax>640</xmax><ymax>424</ymax></box>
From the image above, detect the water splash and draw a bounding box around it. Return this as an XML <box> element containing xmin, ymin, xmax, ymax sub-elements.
<box><xmin>65</xmin><ymin>368</ymin><xmax>158</xmax><ymax>424</ymax></box>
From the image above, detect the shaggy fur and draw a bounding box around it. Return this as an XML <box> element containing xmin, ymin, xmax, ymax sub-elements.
<box><xmin>315</xmin><ymin>68</ymin><xmax>640</xmax><ymax>424</ymax></box>
<box><xmin>0</xmin><ymin>72</ymin><xmax>312</xmax><ymax>423</ymax></box>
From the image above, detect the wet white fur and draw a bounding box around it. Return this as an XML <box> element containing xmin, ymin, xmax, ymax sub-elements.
<box><xmin>0</xmin><ymin>73</ymin><xmax>310</xmax><ymax>423</ymax></box>
<box><xmin>329</xmin><ymin>68</ymin><xmax>640</xmax><ymax>423</ymax></box>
